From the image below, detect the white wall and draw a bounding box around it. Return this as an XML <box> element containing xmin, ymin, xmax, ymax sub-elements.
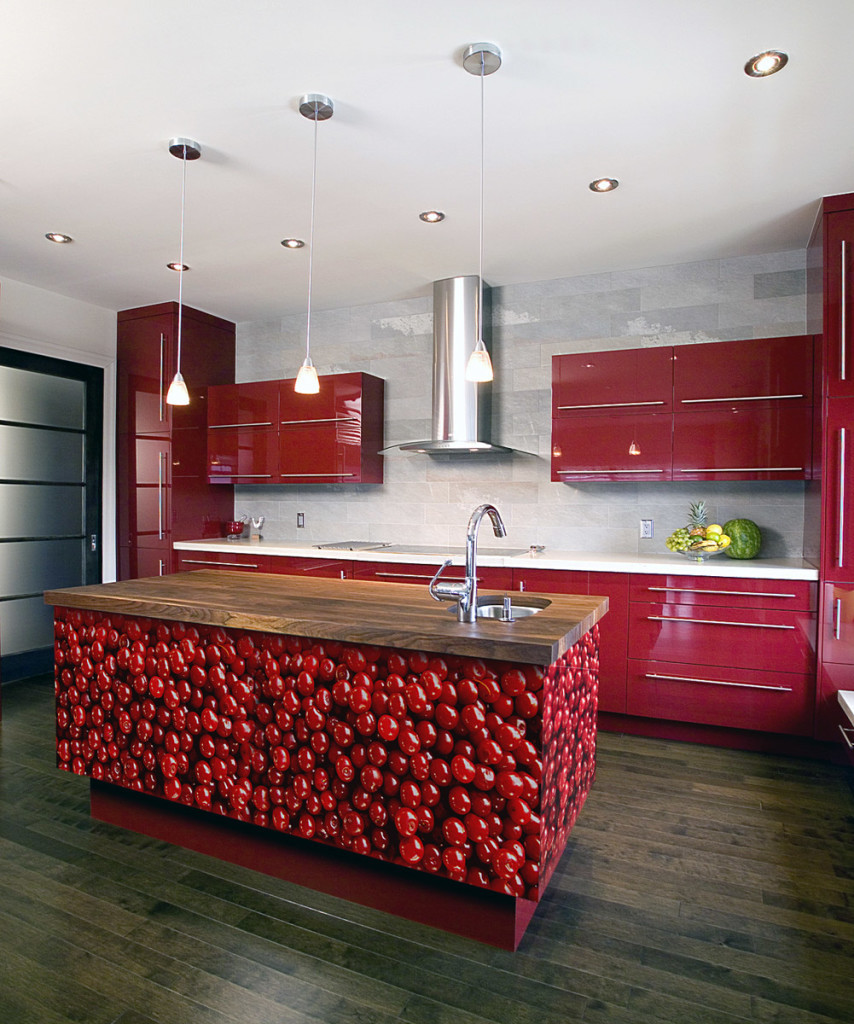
<box><xmin>0</xmin><ymin>276</ymin><xmax>118</xmax><ymax>580</ymax></box>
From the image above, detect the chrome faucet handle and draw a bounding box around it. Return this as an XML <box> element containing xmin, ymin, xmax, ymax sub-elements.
<box><xmin>429</xmin><ymin>559</ymin><xmax>468</xmax><ymax>603</ymax></box>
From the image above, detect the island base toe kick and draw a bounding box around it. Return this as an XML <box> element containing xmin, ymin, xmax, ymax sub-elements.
<box><xmin>53</xmin><ymin>607</ymin><xmax>599</xmax><ymax>949</ymax></box>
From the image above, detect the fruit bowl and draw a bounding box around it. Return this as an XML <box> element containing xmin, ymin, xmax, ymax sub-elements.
<box><xmin>679</xmin><ymin>546</ymin><xmax>728</xmax><ymax>562</ymax></box>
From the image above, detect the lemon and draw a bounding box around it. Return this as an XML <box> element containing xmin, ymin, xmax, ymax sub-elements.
<box><xmin>706</xmin><ymin>524</ymin><xmax>723</xmax><ymax>535</ymax></box>
<box><xmin>718</xmin><ymin>534</ymin><xmax>731</xmax><ymax>548</ymax></box>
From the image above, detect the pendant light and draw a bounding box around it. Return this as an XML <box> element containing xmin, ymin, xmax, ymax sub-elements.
<box><xmin>165</xmin><ymin>137</ymin><xmax>200</xmax><ymax>406</ymax></box>
<box><xmin>463</xmin><ymin>42</ymin><xmax>501</xmax><ymax>384</ymax></box>
<box><xmin>294</xmin><ymin>93</ymin><xmax>333</xmax><ymax>394</ymax></box>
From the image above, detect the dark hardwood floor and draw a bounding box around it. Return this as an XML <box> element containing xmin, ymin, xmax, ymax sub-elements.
<box><xmin>1</xmin><ymin>675</ymin><xmax>853</xmax><ymax>1024</ymax></box>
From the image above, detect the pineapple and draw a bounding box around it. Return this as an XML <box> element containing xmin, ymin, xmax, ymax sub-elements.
<box><xmin>688</xmin><ymin>500</ymin><xmax>707</xmax><ymax>536</ymax></box>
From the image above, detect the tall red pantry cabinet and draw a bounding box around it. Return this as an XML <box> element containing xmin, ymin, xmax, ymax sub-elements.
<box><xmin>117</xmin><ymin>303</ymin><xmax>235</xmax><ymax>580</ymax></box>
<box><xmin>810</xmin><ymin>193</ymin><xmax>854</xmax><ymax>760</ymax></box>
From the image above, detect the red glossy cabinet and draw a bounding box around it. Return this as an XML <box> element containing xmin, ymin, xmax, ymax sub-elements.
<box><xmin>511</xmin><ymin>568</ymin><xmax>628</xmax><ymax>714</ymax></box>
<box><xmin>551</xmin><ymin>414</ymin><xmax>673</xmax><ymax>482</ymax></box>
<box><xmin>207</xmin><ymin>381</ymin><xmax>279</xmax><ymax>485</ymax></box>
<box><xmin>627</xmin><ymin>575</ymin><xmax>817</xmax><ymax>736</ymax></box>
<box><xmin>353</xmin><ymin>560</ymin><xmax>512</xmax><ymax>590</ymax></box>
<box><xmin>820</xmin><ymin>398</ymin><xmax>854</xmax><ymax>580</ymax></box>
<box><xmin>553</xmin><ymin>347</ymin><xmax>673</xmax><ymax>417</ymax></box>
<box><xmin>174</xmin><ymin>550</ymin><xmax>273</xmax><ymax>574</ymax></box>
<box><xmin>816</xmin><ymin>581</ymin><xmax>854</xmax><ymax>743</ymax></box>
<box><xmin>278</xmin><ymin>372</ymin><xmax>383</xmax><ymax>484</ymax></box>
<box><xmin>270</xmin><ymin>556</ymin><xmax>353</xmax><ymax>579</ymax></box>
<box><xmin>207</xmin><ymin>373</ymin><xmax>384</xmax><ymax>485</ymax></box>
<box><xmin>818</xmin><ymin>196</ymin><xmax>854</xmax><ymax>398</ymax></box>
<box><xmin>117</xmin><ymin>303</ymin><xmax>235</xmax><ymax>579</ymax></box>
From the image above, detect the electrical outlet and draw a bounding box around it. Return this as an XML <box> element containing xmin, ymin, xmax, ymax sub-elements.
<box><xmin>297</xmin><ymin>512</ymin><xmax>305</xmax><ymax>528</ymax></box>
<box><xmin>639</xmin><ymin>519</ymin><xmax>654</xmax><ymax>539</ymax></box>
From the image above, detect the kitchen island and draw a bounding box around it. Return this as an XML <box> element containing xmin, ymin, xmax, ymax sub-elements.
<box><xmin>45</xmin><ymin>571</ymin><xmax>607</xmax><ymax>948</ymax></box>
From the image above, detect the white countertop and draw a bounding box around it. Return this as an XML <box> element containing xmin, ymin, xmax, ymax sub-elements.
<box><xmin>839</xmin><ymin>691</ymin><xmax>854</xmax><ymax>728</ymax></box>
<box><xmin>174</xmin><ymin>538</ymin><xmax>818</xmax><ymax>581</ymax></box>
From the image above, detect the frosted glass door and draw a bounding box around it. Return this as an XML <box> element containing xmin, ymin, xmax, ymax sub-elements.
<box><xmin>0</xmin><ymin>351</ymin><xmax>102</xmax><ymax>665</ymax></box>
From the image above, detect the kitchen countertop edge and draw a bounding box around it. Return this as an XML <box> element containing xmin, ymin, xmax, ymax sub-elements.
<box><xmin>173</xmin><ymin>539</ymin><xmax>818</xmax><ymax>581</ymax></box>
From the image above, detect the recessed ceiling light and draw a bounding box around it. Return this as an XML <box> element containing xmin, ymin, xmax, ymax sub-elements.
<box><xmin>744</xmin><ymin>50</ymin><xmax>788</xmax><ymax>77</ymax></box>
<box><xmin>281</xmin><ymin>238</ymin><xmax>305</xmax><ymax>248</ymax></box>
<box><xmin>589</xmin><ymin>178</ymin><xmax>619</xmax><ymax>193</ymax></box>
<box><xmin>45</xmin><ymin>232</ymin><xmax>73</xmax><ymax>243</ymax></box>
<box><xmin>167</xmin><ymin>262</ymin><xmax>189</xmax><ymax>272</ymax></box>
<box><xmin>419</xmin><ymin>210</ymin><xmax>445</xmax><ymax>223</ymax></box>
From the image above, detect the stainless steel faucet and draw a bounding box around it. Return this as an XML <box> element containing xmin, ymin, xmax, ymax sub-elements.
<box><xmin>429</xmin><ymin>503</ymin><xmax>507</xmax><ymax>622</ymax></box>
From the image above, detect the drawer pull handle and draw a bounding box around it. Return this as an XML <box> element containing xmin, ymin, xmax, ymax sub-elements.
<box><xmin>211</xmin><ymin>473</ymin><xmax>273</xmax><ymax>478</ymax></box>
<box><xmin>647</xmin><ymin>615</ymin><xmax>795</xmax><ymax>630</ymax></box>
<box><xmin>645</xmin><ymin>672</ymin><xmax>792</xmax><ymax>693</ymax></box>
<box><xmin>677</xmin><ymin>466</ymin><xmax>803</xmax><ymax>473</ymax></box>
<box><xmin>680</xmin><ymin>394</ymin><xmax>804</xmax><ymax>404</ymax></box>
<box><xmin>557</xmin><ymin>400</ymin><xmax>666</xmax><ymax>411</ymax></box>
<box><xmin>556</xmin><ymin>469</ymin><xmax>665</xmax><ymax>475</ymax></box>
<box><xmin>209</xmin><ymin>421</ymin><xmax>274</xmax><ymax>429</ymax></box>
<box><xmin>280</xmin><ymin>416</ymin><xmax>357</xmax><ymax>425</ymax></box>
<box><xmin>646</xmin><ymin>586</ymin><xmax>798</xmax><ymax>599</ymax></box>
<box><xmin>278</xmin><ymin>472</ymin><xmax>357</xmax><ymax>478</ymax></box>
<box><xmin>840</xmin><ymin>724</ymin><xmax>854</xmax><ymax>750</ymax></box>
<box><xmin>182</xmin><ymin>559</ymin><xmax>260</xmax><ymax>569</ymax></box>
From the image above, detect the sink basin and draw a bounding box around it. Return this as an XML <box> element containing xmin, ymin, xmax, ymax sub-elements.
<box><xmin>448</xmin><ymin>595</ymin><xmax>551</xmax><ymax>620</ymax></box>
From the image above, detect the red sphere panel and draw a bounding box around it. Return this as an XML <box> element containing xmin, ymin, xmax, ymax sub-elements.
<box><xmin>53</xmin><ymin>608</ymin><xmax>598</xmax><ymax>901</ymax></box>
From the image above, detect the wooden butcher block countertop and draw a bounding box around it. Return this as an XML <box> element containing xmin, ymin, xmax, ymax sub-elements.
<box><xmin>45</xmin><ymin>570</ymin><xmax>608</xmax><ymax>665</ymax></box>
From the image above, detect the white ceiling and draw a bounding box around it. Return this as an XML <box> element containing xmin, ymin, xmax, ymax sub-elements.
<box><xmin>2</xmin><ymin>0</ymin><xmax>852</xmax><ymax>325</ymax></box>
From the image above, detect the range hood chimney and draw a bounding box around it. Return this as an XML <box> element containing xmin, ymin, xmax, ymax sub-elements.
<box><xmin>397</xmin><ymin>275</ymin><xmax>515</xmax><ymax>454</ymax></box>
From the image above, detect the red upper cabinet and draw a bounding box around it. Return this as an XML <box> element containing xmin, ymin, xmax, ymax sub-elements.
<box><xmin>277</xmin><ymin>372</ymin><xmax>384</xmax><ymax>484</ymax></box>
<box><xmin>207</xmin><ymin>381</ymin><xmax>279</xmax><ymax>485</ymax></box>
<box><xmin>820</xmin><ymin>196</ymin><xmax>854</xmax><ymax>397</ymax></box>
<box><xmin>553</xmin><ymin>347</ymin><xmax>673</xmax><ymax>417</ymax></box>
<box><xmin>673</xmin><ymin>336</ymin><xmax>813</xmax><ymax>408</ymax></box>
<box><xmin>672</xmin><ymin>335</ymin><xmax>814</xmax><ymax>482</ymax></box>
<box><xmin>551</xmin><ymin>413</ymin><xmax>673</xmax><ymax>482</ymax></box>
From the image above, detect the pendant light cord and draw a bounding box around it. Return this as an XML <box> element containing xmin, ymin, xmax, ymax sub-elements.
<box><xmin>176</xmin><ymin>146</ymin><xmax>188</xmax><ymax>371</ymax></box>
<box><xmin>478</xmin><ymin>52</ymin><xmax>485</xmax><ymax>344</ymax></box>
<box><xmin>305</xmin><ymin>112</ymin><xmax>319</xmax><ymax>363</ymax></box>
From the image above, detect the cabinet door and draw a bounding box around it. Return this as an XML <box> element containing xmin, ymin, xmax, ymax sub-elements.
<box><xmin>551</xmin><ymin>413</ymin><xmax>673</xmax><ymax>482</ymax></box>
<box><xmin>278</xmin><ymin>373</ymin><xmax>382</xmax><ymax>484</ymax></box>
<box><xmin>821</xmin><ymin>398</ymin><xmax>854</xmax><ymax>579</ymax></box>
<box><xmin>175</xmin><ymin>551</ymin><xmax>272</xmax><ymax>573</ymax></box>
<box><xmin>823</xmin><ymin>207</ymin><xmax>854</xmax><ymax>398</ymax></box>
<box><xmin>207</xmin><ymin>381</ymin><xmax>279</xmax><ymax>484</ymax></box>
<box><xmin>673</xmin><ymin>335</ymin><xmax>813</xmax><ymax>407</ymax></box>
<box><xmin>117</xmin><ymin>312</ymin><xmax>174</xmax><ymax>435</ymax></box>
<box><xmin>355</xmin><ymin>560</ymin><xmax>513</xmax><ymax>590</ymax></box>
<box><xmin>553</xmin><ymin>347</ymin><xmax>673</xmax><ymax>417</ymax></box>
<box><xmin>627</xmin><ymin>659</ymin><xmax>814</xmax><ymax>736</ymax></box>
<box><xmin>672</xmin><ymin>405</ymin><xmax>812</xmax><ymax>481</ymax></box>
<box><xmin>269</xmin><ymin>556</ymin><xmax>353</xmax><ymax>579</ymax></box>
<box><xmin>130</xmin><ymin>438</ymin><xmax>171</xmax><ymax>550</ymax></box>
<box><xmin>816</xmin><ymin>663</ymin><xmax>854</xmax><ymax>750</ymax></box>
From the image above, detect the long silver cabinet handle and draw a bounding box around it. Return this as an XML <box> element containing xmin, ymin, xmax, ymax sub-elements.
<box><xmin>647</xmin><ymin>614</ymin><xmax>795</xmax><ymax>630</ymax></box>
<box><xmin>209</xmin><ymin>421</ymin><xmax>274</xmax><ymax>429</ymax></box>
<box><xmin>557</xmin><ymin>469</ymin><xmax>665</xmax><ymax>475</ymax></box>
<box><xmin>647</xmin><ymin>586</ymin><xmax>797</xmax><ymax>599</ymax></box>
<box><xmin>835</xmin><ymin>598</ymin><xmax>843</xmax><ymax>641</ymax></box>
<box><xmin>159</xmin><ymin>333</ymin><xmax>165</xmax><ymax>423</ymax></box>
<box><xmin>214</xmin><ymin>473</ymin><xmax>273</xmax><ymax>478</ymax></box>
<box><xmin>280</xmin><ymin>416</ymin><xmax>357</xmax><ymax>425</ymax></box>
<box><xmin>645</xmin><ymin>672</ymin><xmax>792</xmax><ymax>693</ymax></box>
<box><xmin>677</xmin><ymin>466</ymin><xmax>803</xmax><ymax>473</ymax></box>
<box><xmin>842</xmin><ymin>239</ymin><xmax>848</xmax><ymax>381</ymax></box>
<box><xmin>838</xmin><ymin>428</ymin><xmax>846</xmax><ymax>568</ymax></box>
<box><xmin>157</xmin><ymin>452</ymin><xmax>165</xmax><ymax>539</ymax></box>
<box><xmin>557</xmin><ymin>400</ymin><xmax>665</xmax><ymax>411</ymax></box>
<box><xmin>279</xmin><ymin>472</ymin><xmax>356</xmax><ymax>478</ymax></box>
<box><xmin>840</xmin><ymin>724</ymin><xmax>854</xmax><ymax>750</ymax></box>
<box><xmin>679</xmin><ymin>394</ymin><xmax>804</xmax><ymax>404</ymax></box>
<box><xmin>182</xmin><ymin>558</ymin><xmax>260</xmax><ymax>569</ymax></box>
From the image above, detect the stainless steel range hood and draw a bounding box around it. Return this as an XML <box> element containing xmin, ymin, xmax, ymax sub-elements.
<box><xmin>394</xmin><ymin>275</ymin><xmax>517</xmax><ymax>454</ymax></box>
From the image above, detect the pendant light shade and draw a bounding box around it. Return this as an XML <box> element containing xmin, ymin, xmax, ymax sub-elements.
<box><xmin>294</xmin><ymin>93</ymin><xmax>333</xmax><ymax>394</ymax></box>
<box><xmin>463</xmin><ymin>42</ymin><xmax>500</xmax><ymax>384</ymax></box>
<box><xmin>166</xmin><ymin>137</ymin><xmax>200</xmax><ymax>406</ymax></box>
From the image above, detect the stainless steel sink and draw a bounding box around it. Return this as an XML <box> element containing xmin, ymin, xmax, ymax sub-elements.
<box><xmin>449</xmin><ymin>594</ymin><xmax>551</xmax><ymax>620</ymax></box>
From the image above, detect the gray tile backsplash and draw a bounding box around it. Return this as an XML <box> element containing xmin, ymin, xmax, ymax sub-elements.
<box><xmin>235</xmin><ymin>250</ymin><xmax>809</xmax><ymax>558</ymax></box>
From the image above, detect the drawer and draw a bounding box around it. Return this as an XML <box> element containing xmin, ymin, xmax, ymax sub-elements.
<box><xmin>269</xmin><ymin>556</ymin><xmax>353</xmax><ymax>579</ymax></box>
<box><xmin>628</xmin><ymin>603</ymin><xmax>816</xmax><ymax>673</ymax></box>
<box><xmin>630</xmin><ymin>574</ymin><xmax>817</xmax><ymax>611</ymax></box>
<box><xmin>627</xmin><ymin>659</ymin><xmax>814</xmax><ymax>735</ymax></box>
<box><xmin>176</xmin><ymin>552</ymin><xmax>272</xmax><ymax>573</ymax></box>
<box><xmin>353</xmin><ymin>561</ymin><xmax>513</xmax><ymax>590</ymax></box>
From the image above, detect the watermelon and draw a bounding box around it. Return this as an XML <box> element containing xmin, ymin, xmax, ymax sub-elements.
<box><xmin>722</xmin><ymin>519</ymin><xmax>761</xmax><ymax>559</ymax></box>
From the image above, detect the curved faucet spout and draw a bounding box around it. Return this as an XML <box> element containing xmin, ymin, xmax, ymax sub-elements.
<box><xmin>460</xmin><ymin>503</ymin><xmax>506</xmax><ymax>622</ymax></box>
